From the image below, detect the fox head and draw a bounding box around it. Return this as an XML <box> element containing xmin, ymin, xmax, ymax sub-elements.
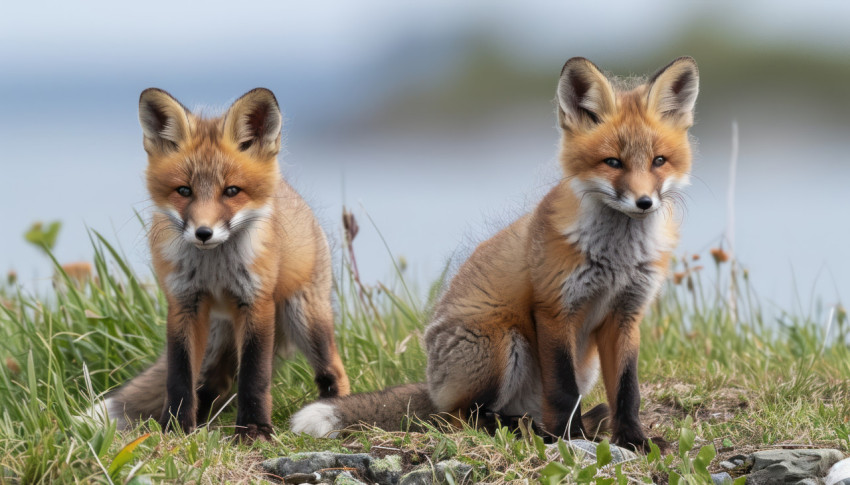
<box><xmin>140</xmin><ymin>88</ymin><xmax>281</xmax><ymax>249</ymax></box>
<box><xmin>556</xmin><ymin>57</ymin><xmax>699</xmax><ymax>218</ymax></box>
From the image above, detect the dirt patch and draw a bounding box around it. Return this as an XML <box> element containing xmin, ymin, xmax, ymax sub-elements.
<box><xmin>641</xmin><ymin>382</ymin><xmax>750</xmax><ymax>432</ymax></box>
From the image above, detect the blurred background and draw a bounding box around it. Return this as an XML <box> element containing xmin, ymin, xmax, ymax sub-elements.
<box><xmin>1</xmin><ymin>0</ymin><xmax>848</xmax><ymax>310</ymax></box>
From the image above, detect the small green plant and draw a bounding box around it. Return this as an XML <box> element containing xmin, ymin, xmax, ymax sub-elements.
<box><xmin>23</xmin><ymin>220</ymin><xmax>62</xmax><ymax>254</ymax></box>
<box><xmin>538</xmin><ymin>418</ymin><xmax>747</xmax><ymax>484</ymax></box>
<box><xmin>538</xmin><ymin>438</ymin><xmax>623</xmax><ymax>484</ymax></box>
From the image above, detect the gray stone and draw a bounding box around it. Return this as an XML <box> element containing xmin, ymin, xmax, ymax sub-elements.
<box><xmin>545</xmin><ymin>439</ymin><xmax>639</xmax><ymax>465</ymax></box>
<box><xmin>279</xmin><ymin>472</ymin><xmax>322</xmax><ymax>484</ymax></box>
<box><xmin>719</xmin><ymin>460</ymin><xmax>737</xmax><ymax>470</ymax></box>
<box><xmin>399</xmin><ymin>469</ymin><xmax>433</xmax><ymax>485</ymax></box>
<box><xmin>826</xmin><ymin>457</ymin><xmax>850</xmax><ymax>485</ymax></box>
<box><xmin>745</xmin><ymin>449</ymin><xmax>844</xmax><ymax>484</ymax></box>
<box><xmin>262</xmin><ymin>451</ymin><xmax>409</xmax><ymax>484</ymax></box>
<box><xmin>399</xmin><ymin>459</ymin><xmax>474</xmax><ymax>485</ymax></box>
<box><xmin>369</xmin><ymin>455</ymin><xmax>403</xmax><ymax>485</ymax></box>
<box><xmin>262</xmin><ymin>452</ymin><xmax>372</xmax><ymax>483</ymax></box>
<box><xmin>335</xmin><ymin>471</ymin><xmax>368</xmax><ymax>485</ymax></box>
<box><xmin>711</xmin><ymin>472</ymin><xmax>733</xmax><ymax>484</ymax></box>
<box><xmin>728</xmin><ymin>454</ymin><xmax>751</xmax><ymax>467</ymax></box>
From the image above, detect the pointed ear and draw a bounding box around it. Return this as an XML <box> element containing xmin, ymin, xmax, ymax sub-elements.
<box><xmin>223</xmin><ymin>88</ymin><xmax>282</xmax><ymax>157</ymax></box>
<box><xmin>557</xmin><ymin>57</ymin><xmax>617</xmax><ymax>131</ymax></box>
<box><xmin>646</xmin><ymin>57</ymin><xmax>699</xmax><ymax>128</ymax></box>
<box><xmin>138</xmin><ymin>88</ymin><xmax>191</xmax><ymax>155</ymax></box>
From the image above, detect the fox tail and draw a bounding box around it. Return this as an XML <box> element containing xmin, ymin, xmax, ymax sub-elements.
<box><xmin>84</xmin><ymin>355</ymin><xmax>167</xmax><ymax>429</ymax></box>
<box><xmin>290</xmin><ymin>382</ymin><xmax>611</xmax><ymax>439</ymax></box>
<box><xmin>290</xmin><ymin>383</ymin><xmax>436</xmax><ymax>437</ymax></box>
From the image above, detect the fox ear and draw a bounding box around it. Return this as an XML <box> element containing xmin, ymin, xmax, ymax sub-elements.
<box><xmin>557</xmin><ymin>57</ymin><xmax>616</xmax><ymax>131</ymax></box>
<box><xmin>138</xmin><ymin>88</ymin><xmax>191</xmax><ymax>155</ymax></box>
<box><xmin>646</xmin><ymin>57</ymin><xmax>699</xmax><ymax>128</ymax></box>
<box><xmin>223</xmin><ymin>88</ymin><xmax>282</xmax><ymax>157</ymax></box>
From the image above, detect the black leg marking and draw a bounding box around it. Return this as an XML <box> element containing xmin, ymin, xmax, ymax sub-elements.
<box><xmin>466</xmin><ymin>386</ymin><xmax>501</xmax><ymax>433</ymax></box>
<box><xmin>612</xmin><ymin>355</ymin><xmax>648</xmax><ymax>450</ymax></box>
<box><xmin>235</xmin><ymin>330</ymin><xmax>273</xmax><ymax>440</ymax></box>
<box><xmin>195</xmin><ymin>386</ymin><xmax>220</xmax><ymax>425</ymax></box>
<box><xmin>547</xmin><ymin>346</ymin><xmax>585</xmax><ymax>439</ymax></box>
<box><xmin>314</xmin><ymin>372</ymin><xmax>338</xmax><ymax>398</ymax></box>
<box><xmin>306</xmin><ymin>325</ymin><xmax>342</xmax><ymax>398</ymax></box>
<box><xmin>160</xmin><ymin>335</ymin><xmax>195</xmax><ymax>432</ymax></box>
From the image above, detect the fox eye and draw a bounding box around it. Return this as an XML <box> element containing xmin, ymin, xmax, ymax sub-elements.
<box><xmin>176</xmin><ymin>186</ymin><xmax>192</xmax><ymax>197</ymax></box>
<box><xmin>603</xmin><ymin>158</ymin><xmax>623</xmax><ymax>169</ymax></box>
<box><xmin>652</xmin><ymin>156</ymin><xmax>667</xmax><ymax>167</ymax></box>
<box><xmin>224</xmin><ymin>186</ymin><xmax>241</xmax><ymax>197</ymax></box>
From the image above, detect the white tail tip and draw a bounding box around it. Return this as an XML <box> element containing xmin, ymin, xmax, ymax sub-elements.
<box><xmin>81</xmin><ymin>397</ymin><xmax>128</xmax><ymax>429</ymax></box>
<box><xmin>290</xmin><ymin>402</ymin><xmax>340</xmax><ymax>438</ymax></box>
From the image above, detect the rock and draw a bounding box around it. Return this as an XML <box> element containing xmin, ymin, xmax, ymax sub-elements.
<box><xmin>545</xmin><ymin>439</ymin><xmax>639</xmax><ymax>465</ymax></box>
<box><xmin>262</xmin><ymin>452</ymin><xmax>371</xmax><ymax>482</ymax></box>
<box><xmin>335</xmin><ymin>471</ymin><xmax>368</xmax><ymax>485</ymax></box>
<box><xmin>719</xmin><ymin>460</ymin><xmax>737</xmax><ymax>470</ymax></box>
<box><xmin>263</xmin><ymin>452</ymin><xmax>474</xmax><ymax>485</ymax></box>
<box><xmin>746</xmin><ymin>449</ymin><xmax>844</xmax><ymax>484</ymax></box>
<box><xmin>263</xmin><ymin>451</ymin><xmax>408</xmax><ymax>484</ymax></box>
<box><xmin>399</xmin><ymin>459</ymin><xmax>474</xmax><ymax>485</ymax></box>
<box><xmin>399</xmin><ymin>469</ymin><xmax>433</xmax><ymax>485</ymax></box>
<box><xmin>280</xmin><ymin>472</ymin><xmax>322</xmax><ymax>484</ymax></box>
<box><xmin>826</xmin><ymin>457</ymin><xmax>850</xmax><ymax>485</ymax></box>
<box><xmin>369</xmin><ymin>455</ymin><xmax>403</xmax><ymax>484</ymax></box>
<box><xmin>711</xmin><ymin>472</ymin><xmax>733</xmax><ymax>484</ymax></box>
<box><xmin>728</xmin><ymin>454</ymin><xmax>751</xmax><ymax>467</ymax></box>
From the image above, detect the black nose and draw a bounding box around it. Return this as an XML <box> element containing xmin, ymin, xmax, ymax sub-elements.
<box><xmin>636</xmin><ymin>196</ymin><xmax>653</xmax><ymax>210</ymax></box>
<box><xmin>195</xmin><ymin>226</ymin><xmax>213</xmax><ymax>242</ymax></box>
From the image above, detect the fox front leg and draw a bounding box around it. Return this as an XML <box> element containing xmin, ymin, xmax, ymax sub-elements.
<box><xmin>536</xmin><ymin>309</ymin><xmax>586</xmax><ymax>440</ymax></box>
<box><xmin>159</xmin><ymin>293</ymin><xmax>211</xmax><ymax>433</ymax></box>
<box><xmin>234</xmin><ymin>298</ymin><xmax>276</xmax><ymax>441</ymax></box>
<box><xmin>596</xmin><ymin>312</ymin><xmax>649</xmax><ymax>451</ymax></box>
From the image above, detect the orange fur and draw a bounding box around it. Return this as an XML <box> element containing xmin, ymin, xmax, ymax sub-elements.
<box><xmin>428</xmin><ymin>57</ymin><xmax>698</xmax><ymax>449</ymax></box>
<box><xmin>101</xmin><ymin>88</ymin><xmax>349</xmax><ymax>441</ymax></box>
<box><xmin>292</xmin><ymin>58</ymin><xmax>698</xmax><ymax>451</ymax></box>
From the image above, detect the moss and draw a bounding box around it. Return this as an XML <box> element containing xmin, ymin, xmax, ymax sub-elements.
<box><xmin>334</xmin><ymin>471</ymin><xmax>366</xmax><ymax>485</ymax></box>
<box><xmin>370</xmin><ymin>454</ymin><xmax>402</xmax><ymax>473</ymax></box>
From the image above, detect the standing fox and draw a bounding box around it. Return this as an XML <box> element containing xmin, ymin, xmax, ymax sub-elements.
<box><xmin>292</xmin><ymin>57</ymin><xmax>698</xmax><ymax>451</ymax></box>
<box><xmin>91</xmin><ymin>88</ymin><xmax>350</xmax><ymax>440</ymax></box>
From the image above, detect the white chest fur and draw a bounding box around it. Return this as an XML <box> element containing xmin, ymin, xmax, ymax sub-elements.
<box><xmin>562</xmin><ymin>205</ymin><xmax>671</xmax><ymax>328</ymax></box>
<box><xmin>160</xmin><ymin>230</ymin><xmax>260</xmax><ymax>304</ymax></box>
<box><xmin>560</xmin><ymin>205</ymin><xmax>672</xmax><ymax>393</ymax></box>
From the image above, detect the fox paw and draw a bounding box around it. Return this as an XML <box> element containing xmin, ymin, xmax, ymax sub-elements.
<box><xmin>612</xmin><ymin>428</ymin><xmax>651</xmax><ymax>454</ymax></box>
<box><xmin>234</xmin><ymin>423</ymin><xmax>273</xmax><ymax>443</ymax></box>
<box><xmin>646</xmin><ymin>436</ymin><xmax>670</xmax><ymax>454</ymax></box>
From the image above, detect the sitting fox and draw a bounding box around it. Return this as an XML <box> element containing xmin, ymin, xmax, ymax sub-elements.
<box><xmin>291</xmin><ymin>57</ymin><xmax>699</xmax><ymax>451</ymax></box>
<box><xmin>90</xmin><ymin>88</ymin><xmax>350</xmax><ymax>440</ymax></box>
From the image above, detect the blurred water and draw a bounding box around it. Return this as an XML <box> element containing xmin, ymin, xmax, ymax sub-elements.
<box><xmin>1</xmin><ymin>0</ymin><xmax>848</xmax><ymax>312</ymax></box>
<box><xmin>2</xmin><ymin>108</ymin><xmax>847</xmax><ymax>311</ymax></box>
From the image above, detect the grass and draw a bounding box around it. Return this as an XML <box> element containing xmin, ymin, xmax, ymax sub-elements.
<box><xmin>0</xmin><ymin>228</ymin><xmax>848</xmax><ymax>484</ymax></box>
